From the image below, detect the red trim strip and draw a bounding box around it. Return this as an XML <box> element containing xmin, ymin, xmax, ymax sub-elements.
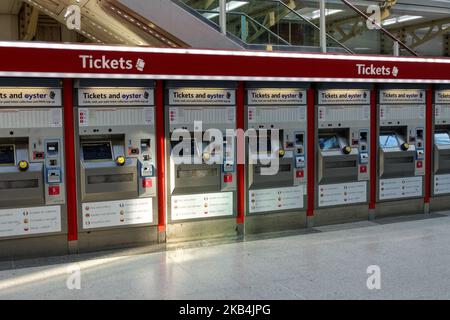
<box><xmin>63</xmin><ymin>79</ymin><xmax>78</xmax><ymax>241</ymax></box>
<box><xmin>236</xmin><ymin>82</ymin><xmax>245</xmax><ymax>224</ymax></box>
<box><xmin>0</xmin><ymin>45</ymin><xmax>449</xmax><ymax>82</ymax></box>
<box><xmin>155</xmin><ymin>80</ymin><xmax>166</xmax><ymax>232</ymax></box>
<box><xmin>369</xmin><ymin>88</ymin><xmax>377</xmax><ymax>209</ymax></box>
<box><xmin>424</xmin><ymin>85</ymin><xmax>433</xmax><ymax>204</ymax></box>
<box><xmin>307</xmin><ymin>88</ymin><xmax>315</xmax><ymax>217</ymax></box>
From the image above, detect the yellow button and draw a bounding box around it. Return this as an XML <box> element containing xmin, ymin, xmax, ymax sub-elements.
<box><xmin>343</xmin><ymin>146</ymin><xmax>352</xmax><ymax>154</ymax></box>
<box><xmin>116</xmin><ymin>156</ymin><xmax>126</xmax><ymax>166</ymax></box>
<box><xmin>401</xmin><ymin>143</ymin><xmax>410</xmax><ymax>151</ymax></box>
<box><xmin>18</xmin><ymin>160</ymin><xmax>29</xmax><ymax>171</ymax></box>
<box><xmin>279</xmin><ymin>149</ymin><xmax>285</xmax><ymax>157</ymax></box>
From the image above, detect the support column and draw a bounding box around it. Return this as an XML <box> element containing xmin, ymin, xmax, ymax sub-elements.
<box><xmin>306</xmin><ymin>88</ymin><xmax>315</xmax><ymax>227</ymax></box>
<box><xmin>155</xmin><ymin>80</ymin><xmax>167</xmax><ymax>242</ymax></box>
<box><xmin>63</xmin><ymin>78</ymin><xmax>78</xmax><ymax>253</ymax></box>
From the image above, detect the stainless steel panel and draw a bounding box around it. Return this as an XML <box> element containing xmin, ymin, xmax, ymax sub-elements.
<box><xmin>80</xmin><ymin>160</ymin><xmax>138</xmax><ymax>202</ymax></box>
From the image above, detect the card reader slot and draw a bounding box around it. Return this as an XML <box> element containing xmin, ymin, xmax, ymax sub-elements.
<box><xmin>87</xmin><ymin>174</ymin><xmax>134</xmax><ymax>185</ymax></box>
<box><xmin>177</xmin><ymin>168</ymin><xmax>218</xmax><ymax>178</ymax></box>
<box><xmin>0</xmin><ymin>179</ymin><xmax>39</xmax><ymax>189</ymax></box>
<box><xmin>324</xmin><ymin>160</ymin><xmax>357</xmax><ymax>169</ymax></box>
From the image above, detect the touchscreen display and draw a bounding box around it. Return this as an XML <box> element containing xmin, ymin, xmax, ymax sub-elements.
<box><xmin>0</xmin><ymin>145</ymin><xmax>15</xmax><ymax>165</ymax></box>
<box><xmin>379</xmin><ymin>133</ymin><xmax>400</xmax><ymax>148</ymax></box>
<box><xmin>82</xmin><ymin>142</ymin><xmax>113</xmax><ymax>161</ymax></box>
<box><xmin>319</xmin><ymin>135</ymin><xmax>340</xmax><ymax>150</ymax></box>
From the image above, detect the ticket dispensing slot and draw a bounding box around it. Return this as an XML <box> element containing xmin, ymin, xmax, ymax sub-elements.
<box><xmin>80</xmin><ymin>137</ymin><xmax>138</xmax><ymax>202</ymax></box>
<box><xmin>434</xmin><ymin>129</ymin><xmax>450</xmax><ymax>174</ymax></box>
<box><xmin>379</xmin><ymin>127</ymin><xmax>416</xmax><ymax>178</ymax></box>
<box><xmin>249</xmin><ymin>128</ymin><xmax>294</xmax><ymax>189</ymax></box>
<box><xmin>171</xmin><ymin>132</ymin><xmax>222</xmax><ymax>194</ymax></box>
<box><xmin>0</xmin><ymin>139</ymin><xmax>44</xmax><ymax>206</ymax></box>
<box><xmin>318</xmin><ymin>129</ymin><xmax>359</xmax><ymax>184</ymax></box>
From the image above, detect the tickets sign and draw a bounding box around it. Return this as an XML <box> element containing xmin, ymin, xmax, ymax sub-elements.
<box><xmin>0</xmin><ymin>88</ymin><xmax>62</xmax><ymax>106</ymax></box>
<box><xmin>78</xmin><ymin>88</ymin><xmax>154</xmax><ymax>106</ymax></box>
<box><xmin>169</xmin><ymin>88</ymin><xmax>235</xmax><ymax>105</ymax></box>
<box><xmin>318</xmin><ymin>89</ymin><xmax>371</xmax><ymax>105</ymax></box>
<box><xmin>247</xmin><ymin>89</ymin><xmax>307</xmax><ymax>105</ymax></box>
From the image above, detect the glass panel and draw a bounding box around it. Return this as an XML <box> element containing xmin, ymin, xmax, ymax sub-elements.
<box><xmin>379</xmin><ymin>133</ymin><xmax>400</xmax><ymax>148</ymax></box>
<box><xmin>435</xmin><ymin>132</ymin><xmax>450</xmax><ymax>145</ymax></box>
<box><xmin>319</xmin><ymin>135</ymin><xmax>340</xmax><ymax>150</ymax></box>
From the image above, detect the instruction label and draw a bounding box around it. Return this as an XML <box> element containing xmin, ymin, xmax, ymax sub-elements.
<box><xmin>249</xmin><ymin>185</ymin><xmax>304</xmax><ymax>213</ymax></box>
<box><xmin>0</xmin><ymin>205</ymin><xmax>61</xmax><ymax>238</ymax></box>
<box><xmin>318</xmin><ymin>182</ymin><xmax>367</xmax><ymax>207</ymax></box>
<box><xmin>171</xmin><ymin>192</ymin><xmax>233</xmax><ymax>220</ymax></box>
<box><xmin>434</xmin><ymin>174</ymin><xmax>450</xmax><ymax>195</ymax></box>
<box><xmin>82</xmin><ymin>198</ymin><xmax>153</xmax><ymax>229</ymax></box>
<box><xmin>379</xmin><ymin>176</ymin><xmax>423</xmax><ymax>200</ymax></box>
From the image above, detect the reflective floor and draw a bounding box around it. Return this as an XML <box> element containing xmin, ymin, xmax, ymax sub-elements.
<box><xmin>0</xmin><ymin>212</ymin><xmax>449</xmax><ymax>300</ymax></box>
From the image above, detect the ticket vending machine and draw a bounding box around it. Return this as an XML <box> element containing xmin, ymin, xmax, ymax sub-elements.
<box><xmin>314</xmin><ymin>86</ymin><xmax>371</xmax><ymax>225</ymax></box>
<box><xmin>0</xmin><ymin>79</ymin><xmax>67</xmax><ymax>260</ymax></box>
<box><xmin>245</xmin><ymin>84</ymin><xmax>308</xmax><ymax>233</ymax></box>
<box><xmin>430</xmin><ymin>87</ymin><xmax>450</xmax><ymax>211</ymax></box>
<box><xmin>74</xmin><ymin>80</ymin><xmax>158</xmax><ymax>251</ymax></box>
<box><xmin>165</xmin><ymin>82</ymin><xmax>237</xmax><ymax>241</ymax></box>
<box><xmin>376</xmin><ymin>87</ymin><xmax>426</xmax><ymax>217</ymax></box>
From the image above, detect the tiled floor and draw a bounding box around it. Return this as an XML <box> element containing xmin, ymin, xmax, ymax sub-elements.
<box><xmin>0</xmin><ymin>213</ymin><xmax>449</xmax><ymax>300</ymax></box>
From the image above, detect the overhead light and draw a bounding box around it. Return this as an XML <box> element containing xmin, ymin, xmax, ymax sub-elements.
<box><xmin>302</xmin><ymin>9</ymin><xmax>343</xmax><ymax>20</ymax></box>
<box><xmin>203</xmin><ymin>1</ymin><xmax>249</xmax><ymax>20</ymax></box>
<box><xmin>382</xmin><ymin>15</ymin><xmax>423</xmax><ymax>26</ymax></box>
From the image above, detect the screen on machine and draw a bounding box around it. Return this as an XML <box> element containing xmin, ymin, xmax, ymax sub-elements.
<box><xmin>319</xmin><ymin>135</ymin><xmax>340</xmax><ymax>150</ymax></box>
<box><xmin>379</xmin><ymin>133</ymin><xmax>400</xmax><ymax>148</ymax></box>
<box><xmin>435</xmin><ymin>132</ymin><xmax>450</xmax><ymax>145</ymax></box>
<box><xmin>82</xmin><ymin>142</ymin><xmax>113</xmax><ymax>161</ymax></box>
<box><xmin>0</xmin><ymin>145</ymin><xmax>15</xmax><ymax>165</ymax></box>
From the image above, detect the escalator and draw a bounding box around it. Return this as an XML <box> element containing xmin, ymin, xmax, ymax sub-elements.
<box><xmin>19</xmin><ymin>0</ymin><xmax>450</xmax><ymax>56</ymax></box>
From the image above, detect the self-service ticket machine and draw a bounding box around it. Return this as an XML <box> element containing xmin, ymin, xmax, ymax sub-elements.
<box><xmin>0</xmin><ymin>79</ymin><xmax>67</xmax><ymax>260</ymax></box>
<box><xmin>165</xmin><ymin>82</ymin><xmax>237</xmax><ymax>241</ymax></box>
<box><xmin>376</xmin><ymin>87</ymin><xmax>426</xmax><ymax>217</ymax></box>
<box><xmin>244</xmin><ymin>84</ymin><xmax>308</xmax><ymax>233</ymax></box>
<box><xmin>314</xmin><ymin>86</ymin><xmax>371</xmax><ymax>225</ymax></box>
<box><xmin>430</xmin><ymin>87</ymin><xmax>450</xmax><ymax>211</ymax></box>
<box><xmin>74</xmin><ymin>80</ymin><xmax>158</xmax><ymax>251</ymax></box>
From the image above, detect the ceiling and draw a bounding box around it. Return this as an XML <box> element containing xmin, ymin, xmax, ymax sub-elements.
<box><xmin>0</xmin><ymin>0</ymin><xmax>21</xmax><ymax>14</ymax></box>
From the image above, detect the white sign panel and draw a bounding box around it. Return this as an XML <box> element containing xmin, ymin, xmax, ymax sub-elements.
<box><xmin>0</xmin><ymin>108</ymin><xmax>62</xmax><ymax>128</ymax></box>
<box><xmin>436</xmin><ymin>90</ymin><xmax>450</xmax><ymax>104</ymax></box>
<box><xmin>318</xmin><ymin>182</ymin><xmax>367</xmax><ymax>207</ymax></box>
<box><xmin>0</xmin><ymin>88</ymin><xmax>62</xmax><ymax>106</ymax></box>
<box><xmin>434</xmin><ymin>174</ymin><xmax>450</xmax><ymax>195</ymax></box>
<box><xmin>82</xmin><ymin>198</ymin><xmax>153</xmax><ymax>229</ymax></box>
<box><xmin>249</xmin><ymin>185</ymin><xmax>304</xmax><ymax>213</ymax></box>
<box><xmin>380</xmin><ymin>89</ymin><xmax>426</xmax><ymax>104</ymax></box>
<box><xmin>379</xmin><ymin>177</ymin><xmax>423</xmax><ymax>200</ymax></box>
<box><xmin>0</xmin><ymin>205</ymin><xmax>61</xmax><ymax>238</ymax></box>
<box><xmin>78</xmin><ymin>88</ymin><xmax>154</xmax><ymax>106</ymax></box>
<box><xmin>318</xmin><ymin>89</ymin><xmax>370</xmax><ymax>105</ymax></box>
<box><xmin>248</xmin><ymin>106</ymin><xmax>306</xmax><ymax>123</ymax></box>
<box><xmin>169</xmin><ymin>107</ymin><xmax>235</xmax><ymax>125</ymax></box>
<box><xmin>169</xmin><ymin>88</ymin><xmax>235</xmax><ymax>105</ymax></box>
<box><xmin>78</xmin><ymin>107</ymin><xmax>154</xmax><ymax>127</ymax></box>
<box><xmin>171</xmin><ymin>192</ymin><xmax>233</xmax><ymax>220</ymax></box>
<box><xmin>248</xmin><ymin>89</ymin><xmax>307</xmax><ymax>105</ymax></box>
